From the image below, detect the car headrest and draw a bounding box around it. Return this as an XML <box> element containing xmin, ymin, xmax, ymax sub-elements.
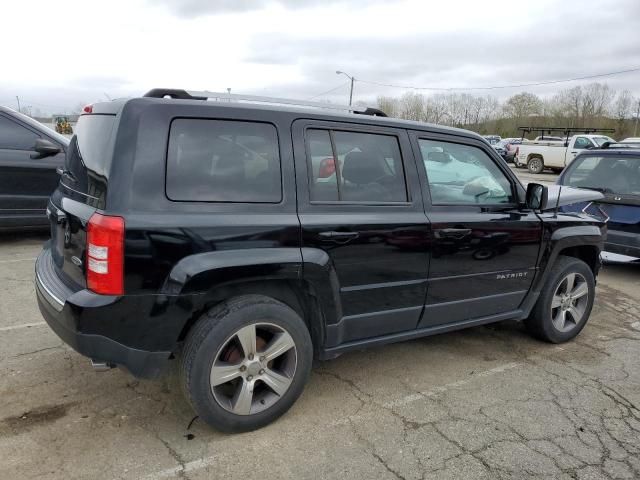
<box><xmin>427</xmin><ymin>151</ymin><xmax>450</xmax><ymax>163</ymax></box>
<box><xmin>215</xmin><ymin>155</ymin><xmax>245</xmax><ymax>181</ymax></box>
<box><xmin>342</xmin><ymin>151</ymin><xmax>387</xmax><ymax>184</ymax></box>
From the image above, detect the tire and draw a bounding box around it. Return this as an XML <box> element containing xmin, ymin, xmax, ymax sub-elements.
<box><xmin>525</xmin><ymin>256</ymin><xmax>595</xmax><ymax>343</ymax></box>
<box><xmin>527</xmin><ymin>156</ymin><xmax>544</xmax><ymax>174</ymax></box>
<box><xmin>180</xmin><ymin>295</ymin><xmax>313</xmax><ymax>432</ymax></box>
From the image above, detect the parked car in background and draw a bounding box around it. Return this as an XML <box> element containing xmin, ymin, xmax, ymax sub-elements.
<box><xmin>0</xmin><ymin>106</ymin><xmax>68</xmax><ymax>229</ymax></box>
<box><xmin>516</xmin><ymin>134</ymin><xmax>615</xmax><ymax>173</ymax></box>
<box><xmin>35</xmin><ymin>88</ymin><xmax>605</xmax><ymax>433</ymax></box>
<box><xmin>558</xmin><ymin>147</ymin><xmax>640</xmax><ymax>263</ymax></box>
<box><xmin>502</xmin><ymin>138</ymin><xmax>522</xmax><ymax>163</ymax></box>
<box><xmin>493</xmin><ymin>140</ymin><xmax>508</xmax><ymax>161</ymax></box>
<box><xmin>483</xmin><ymin>135</ymin><xmax>501</xmax><ymax>145</ymax></box>
<box><xmin>534</xmin><ymin>136</ymin><xmax>564</xmax><ymax>142</ymax></box>
<box><xmin>621</xmin><ymin>137</ymin><xmax>640</xmax><ymax>145</ymax></box>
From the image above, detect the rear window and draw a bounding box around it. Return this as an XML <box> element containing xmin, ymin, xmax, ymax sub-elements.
<box><xmin>166</xmin><ymin>119</ymin><xmax>281</xmax><ymax>203</ymax></box>
<box><xmin>66</xmin><ymin>114</ymin><xmax>116</xmax><ymax>181</ymax></box>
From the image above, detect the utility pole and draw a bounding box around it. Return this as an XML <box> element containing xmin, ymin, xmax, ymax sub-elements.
<box><xmin>634</xmin><ymin>99</ymin><xmax>640</xmax><ymax>137</ymax></box>
<box><xmin>336</xmin><ymin>71</ymin><xmax>354</xmax><ymax>106</ymax></box>
<box><xmin>348</xmin><ymin>76</ymin><xmax>354</xmax><ymax>107</ymax></box>
<box><xmin>15</xmin><ymin>96</ymin><xmax>21</xmax><ymax>113</ymax></box>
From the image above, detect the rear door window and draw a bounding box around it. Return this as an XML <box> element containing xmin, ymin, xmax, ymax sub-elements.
<box><xmin>166</xmin><ymin>119</ymin><xmax>282</xmax><ymax>203</ymax></box>
<box><xmin>305</xmin><ymin>129</ymin><xmax>407</xmax><ymax>203</ymax></box>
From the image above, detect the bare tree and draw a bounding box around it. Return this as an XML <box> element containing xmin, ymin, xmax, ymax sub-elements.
<box><xmin>611</xmin><ymin>89</ymin><xmax>633</xmax><ymax>121</ymax></box>
<box><xmin>503</xmin><ymin>92</ymin><xmax>542</xmax><ymax>119</ymax></box>
<box><xmin>425</xmin><ymin>94</ymin><xmax>449</xmax><ymax>124</ymax></box>
<box><xmin>377</xmin><ymin>95</ymin><xmax>400</xmax><ymax>118</ymax></box>
<box><xmin>399</xmin><ymin>92</ymin><xmax>426</xmax><ymax>121</ymax></box>
<box><xmin>581</xmin><ymin>83</ymin><xmax>614</xmax><ymax>120</ymax></box>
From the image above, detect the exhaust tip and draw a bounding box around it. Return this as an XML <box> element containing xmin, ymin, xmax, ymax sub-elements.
<box><xmin>90</xmin><ymin>359</ymin><xmax>115</xmax><ymax>372</ymax></box>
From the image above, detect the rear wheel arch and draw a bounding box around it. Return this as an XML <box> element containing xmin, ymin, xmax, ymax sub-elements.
<box><xmin>176</xmin><ymin>279</ymin><xmax>325</xmax><ymax>355</ymax></box>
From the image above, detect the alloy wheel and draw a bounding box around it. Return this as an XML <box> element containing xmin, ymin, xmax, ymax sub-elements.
<box><xmin>210</xmin><ymin>323</ymin><xmax>297</xmax><ymax>415</ymax></box>
<box><xmin>550</xmin><ymin>272</ymin><xmax>589</xmax><ymax>333</ymax></box>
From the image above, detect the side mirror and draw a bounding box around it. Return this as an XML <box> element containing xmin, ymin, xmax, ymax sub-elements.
<box><xmin>525</xmin><ymin>183</ymin><xmax>548</xmax><ymax>210</ymax></box>
<box><xmin>31</xmin><ymin>138</ymin><xmax>62</xmax><ymax>159</ymax></box>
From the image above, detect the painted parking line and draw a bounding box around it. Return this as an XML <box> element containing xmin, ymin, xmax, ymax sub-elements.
<box><xmin>0</xmin><ymin>257</ymin><xmax>37</xmax><ymax>264</ymax></box>
<box><xmin>143</xmin><ymin>458</ymin><xmax>218</xmax><ymax>480</ymax></box>
<box><xmin>0</xmin><ymin>322</ymin><xmax>46</xmax><ymax>332</ymax></box>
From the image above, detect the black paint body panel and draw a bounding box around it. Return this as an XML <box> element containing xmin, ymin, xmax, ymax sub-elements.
<box><xmin>35</xmin><ymin>97</ymin><xmax>606</xmax><ymax>375</ymax></box>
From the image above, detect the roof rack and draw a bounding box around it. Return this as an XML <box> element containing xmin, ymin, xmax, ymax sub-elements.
<box><xmin>518</xmin><ymin>126</ymin><xmax>615</xmax><ymax>139</ymax></box>
<box><xmin>143</xmin><ymin>88</ymin><xmax>387</xmax><ymax>117</ymax></box>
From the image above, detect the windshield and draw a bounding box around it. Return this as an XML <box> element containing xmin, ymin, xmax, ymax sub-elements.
<box><xmin>563</xmin><ymin>154</ymin><xmax>640</xmax><ymax>196</ymax></box>
<box><xmin>592</xmin><ymin>136</ymin><xmax>615</xmax><ymax>147</ymax></box>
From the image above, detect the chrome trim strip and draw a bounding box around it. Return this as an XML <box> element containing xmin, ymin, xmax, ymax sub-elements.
<box><xmin>35</xmin><ymin>270</ymin><xmax>65</xmax><ymax>312</ymax></box>
<box><xmin>601</xmin><ymin>251</ymin><xmax>640</xmax><ymax>263</ymax></box>
<box><xmin>59</xmin><ymin>181</ymin><xmax>100</xmax><ymax>200</ymax></box>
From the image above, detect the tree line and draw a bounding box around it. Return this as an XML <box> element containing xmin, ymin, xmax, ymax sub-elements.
<box><xmin>376</xmin><ymin>82</ymin><xmax>640</xmax><ymax>140</ymax></box>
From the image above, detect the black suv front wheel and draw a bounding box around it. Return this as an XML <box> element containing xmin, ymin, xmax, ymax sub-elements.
<box><xmin>525</xmin><ymin>256</ymin><xmax>595</xmax><ymax>343</ymax></box>
<box><xmin>180</xmin><ymin>295</ymin><xmax>313</xmax><ymax>432</ymax></box>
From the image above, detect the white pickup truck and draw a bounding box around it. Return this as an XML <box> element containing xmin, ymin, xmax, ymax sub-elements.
<box><xmin>515</xmin><ymin>134</ymin><xmax>614</xmax><ymax>173</ymax></box>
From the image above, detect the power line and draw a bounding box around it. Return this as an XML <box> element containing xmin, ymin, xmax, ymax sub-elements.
<box><xmin>357</xmin><ymin>66</ymin><xmax>640</xmax><ymax>92</ymax></box>
<box><xmin>308</xmin><ymin>81</ymin><xmax>350</xmax><ymax>100</ymax></box>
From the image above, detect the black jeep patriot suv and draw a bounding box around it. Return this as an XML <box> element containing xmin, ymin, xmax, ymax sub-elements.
<box><xmin>36</xmin><ymin>89</ymin><xmax>606</xmax><ymax>432</ymax></box>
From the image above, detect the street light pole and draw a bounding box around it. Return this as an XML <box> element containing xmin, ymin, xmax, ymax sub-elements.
<box><xmin>634</xmin><ymin>99</ymin><xmax>640</xmax><ymax>137</ymax></box>
<box><xmin>336</xmin><ymin>71</ymin><xmax>354</xmax><ymax>106</ymax></box>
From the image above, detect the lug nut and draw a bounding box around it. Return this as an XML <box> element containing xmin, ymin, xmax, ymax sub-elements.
<box><xmin>259</xmin><ymin>369</ymin><xmax>265</xmax><ymax>375</ymax></box>
<box><xmin>259</xmin><ymin>356</ymin><xmax>265</xmax><ymax>362</ymax></box>
<box><xmin>240</xmin><ymin>365</ymin><xmax>247</xmax><ymax>372</ymax></box>
<box><xmin>248</xmin><ymin>353</ymin><xmax>254</xmax><ymax>360</ymax></box>
<box><xmin>247</xmin><ymin>375</ymin><xmax>253</xmax><ymax>381</ymax></box>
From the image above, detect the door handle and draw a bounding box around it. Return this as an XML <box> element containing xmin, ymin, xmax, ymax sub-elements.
<box><xmin>319</xmin><ymin>231</ymin><xmax>359</xmax><ymax>239</ymax></box>
<box><xmin>435</xmin><ymin>228</ymin><xmax>472</xmax><ymax>239</ymax></box>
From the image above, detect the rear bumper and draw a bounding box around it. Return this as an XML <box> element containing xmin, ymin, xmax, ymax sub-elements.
<box><xmin>35</xmin><ymin>249</ymin><xmax>172</xmax><ymax>378</ymax></box>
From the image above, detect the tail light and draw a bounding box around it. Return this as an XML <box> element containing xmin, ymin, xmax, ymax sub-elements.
<box><xmin>86</xmin><ymin>213</ymin><xmax>124</xmax><ymax>295</ymax></box>
<box><xmin>515</xmin><ymin>147</ymin><xmax>520</xmax><ymax>156</ymax></box>
<box><xmin>318</xmin><ymin>157</ymin><xmax>336</xmax><ymax>178</ymax></box>
<box><xmin>82</xmin><ymin>104</ymin><xmax>93</xmax><ymax>115</ymax></box>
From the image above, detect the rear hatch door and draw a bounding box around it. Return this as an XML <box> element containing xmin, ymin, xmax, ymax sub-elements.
<box><xmin>49</xmin><ymin>107</ymin><xmax>118</xmax><ymax>287</ymax></box>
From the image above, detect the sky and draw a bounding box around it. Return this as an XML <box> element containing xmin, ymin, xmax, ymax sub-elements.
<box><xmin>2</xmin><ymin>0</ymin><xmax>639</xmax><ymax>114</ymax></box>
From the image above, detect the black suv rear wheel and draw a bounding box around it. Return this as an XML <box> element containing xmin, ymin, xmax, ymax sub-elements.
<box><xmin>525</xmin><ymin>256</ymin><xmax>595</xmax><ymax>343</ymax></box>
<box><xmin>180</xmin><ymin>295</ymin><xmax>313</xmax><ymax>432</ymax></box>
